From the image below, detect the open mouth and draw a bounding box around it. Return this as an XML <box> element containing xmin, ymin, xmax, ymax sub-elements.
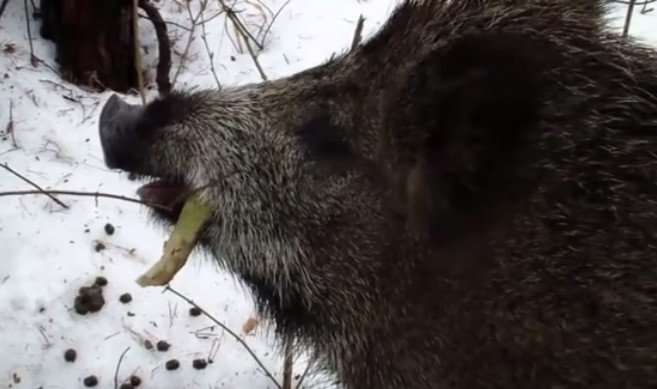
<box><xmin>134</xmin><ymin>176</ymin><xmax>191</xmax><ymax>220</ymax></box>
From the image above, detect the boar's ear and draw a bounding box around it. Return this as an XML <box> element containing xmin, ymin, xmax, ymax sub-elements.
<box><xmin>391</xmin><ymin>31</ymin><xmax>557</xmax><ymax>239</ymax></box>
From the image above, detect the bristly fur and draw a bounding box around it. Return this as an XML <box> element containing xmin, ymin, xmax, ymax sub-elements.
<box><xmin>98</xmin><ymin>0</ymin><xmax>657</xmax><ymax>388</ymax></box>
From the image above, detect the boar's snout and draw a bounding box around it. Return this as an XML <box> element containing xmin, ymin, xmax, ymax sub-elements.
<box><xmin>98</xmin><ymin>94</ymin><xmax>146</xmax><ymax>171</ymax></box>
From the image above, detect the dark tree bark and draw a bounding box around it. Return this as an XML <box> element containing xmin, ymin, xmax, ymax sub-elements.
<box><xmin>39</xmin><ymin>0</ymin><xmax>138</xmax><ymax>92</ymax></box>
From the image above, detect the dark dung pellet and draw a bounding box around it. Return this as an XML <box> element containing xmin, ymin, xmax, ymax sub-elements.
<box><xmin>104</xmin><ymin>223</ymin><xmax>115</xmax><ymax>235</ymax></box>
<box><xmin>64</xmin><ymin>348</ymin><xmax>77</xmax><ymax>362</ymax></box>
<box><xmin>74</xmin><ymin>295</ymin><xmax>89</xmax><ymax>315</ymax></box>
<box><xmin>156</xmin><ymin>340</ymin><xmax>170</xmax><ymax>352</ymax></box>
<box><xmin>192</xmin><ymin>358</ymin><xmax>208</xmax><ymax>370</ymax></box>
<box><xmin>83</xmin><ymin>375</ymin><xmax>98</xmax><ymax>387</ymax></box>
<box><xmin>94</xmin><ymin>276</ymin><xmax>108</xmax><ymax>287</ymax></box>
<box><xmin>165</xmin><ymin>359</ymin><xmax>180</xmax><ymax>370</ymax></box>
<box><xmin>129</xmin><ymin>375</ymin><xmax>142</xmax><ymax>386</ymax></box>
<box><xmin>119</xmin><ymin>293</ymin><xmax>132</xmax><ymax>304</ymax></box>
<box><xmin>189</xmin><ymin>307</ymin><xmax>201</xmax><ymax>317</ymax></box>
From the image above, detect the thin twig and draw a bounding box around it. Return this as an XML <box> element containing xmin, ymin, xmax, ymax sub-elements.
<box><xmin>140</xmin><ymin>7</ymin><xmax>225</xmax><ymax>32</ymax></box>
<box><xmin>217</xmin><ymin>0</ymin><xmax>267</xmax><ymax>80</ymax></box>
<box><xmin>244</xmin><ymin>34</ymin><xmax>267</xmax><ymax>81</ymax></box>
<box><xmin>622</xmin><ymin>0</ymin><xmax>638</xmax><ymax>37</ymax></box>
<box><xmin>217</xmin><ymin>0</ymin><xmax>263</xmax><ymax>50</ymax></box>
<box><xmin>0</xmin><ymin>189</ymin><xmax>171</xmax><ymax>212</ymax></box>
<box><xmin>139</xmin><ymin>13</ymin><xmax>189</xmax><ymax>32</ymax></box>
<box><xmin>23</xmin><ymin>0</ymin><xmax>37</xmax><ymax>66</ymax></box>
<box><xmin>0</xmin><ymin>167</ymin><xmax>244</xmax><ymax>212</ymax></box>
<box><xmin>200</xmin><ymin>7</ymin><xmax>222</xmax><ymax>89</ymax></box>
<box><xmin>640</xmin><ymin>0</ymin><xmax>655</xmax><ymax>13</ymax></box>
<box><xmin>1</xmin><ymin>164</ymin><xmax>69</xmax><ymax>209</ymax></box>
<box><xmin>114</xmin><ymin>347</ymin><xmax>131</xmax><ymax>389</ymax></box>
<box><xmin>5</xmin><ymin>100</ymin><xmax>17</xmax><ymax>148</ymax></box>
<box><xmin>611</xmin><ymin>0</ymin><xmax>655</xmax><ymax>6</ymax></box>
<box><xmin>139</xmin><ymin>0</ymin><xmax>172</xmax><ymax>96</ymax></box>
<box><xmin>612</xmin><ymin>0</ymin><xmax>655</xmax><ymax>3</ymax></box>
<box><xmin>260</xmin><ymin>0</ymin><xmax>292</xmax><ymax>47</ymax></box>
<box><xmin>23</xmin><ymin>54</ymin><xmax>60</xmax><ymax>76</ymax></box>
<box><xmin>295</xmin><ymin>360</ymin><xmax>313</xmax><ymax>389</ymax></box>
<box><xmin>165</xmin><ymin>286</ymin><xmax>282</xmax><ymax>389</ymax></box>
<box><xmin>351</xmin><ymin>15</ymin><xmax>365</xmax><ymax>52</ymax></box>
<box><xmin>250</xmin><ymin>0</ymin><xmax>275</xmax><ymax>19</ymax></box>
<box><xmin>244</xmin><ymin>0</ymin><xmax>271</xmax><ymax>42</ymax></box>
<box><xmin>282</xmin><ymin>338</ymin><xmax>294</xmax><ymax>389</ymax></box>
<box><xmin>171</xmin><ymin>0</ymin><xmax>210</xmax><ymax>88</ymax></box>
<box><xmin>132</xmin><ymin>0</ymin><xmax>146</xmax><ymax>104</ymax></box>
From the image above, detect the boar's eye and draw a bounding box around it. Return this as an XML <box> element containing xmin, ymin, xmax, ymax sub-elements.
<box><xmin>296</xmin><ymin>114</ymin><xmax>353</xmax><ymax>170</ymax></box>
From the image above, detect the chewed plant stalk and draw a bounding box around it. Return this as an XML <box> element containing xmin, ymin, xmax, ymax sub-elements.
<box><xmin>136</xmin><ymin>195</ymin><xmax>212</xmax><ymax>286</ymax></box>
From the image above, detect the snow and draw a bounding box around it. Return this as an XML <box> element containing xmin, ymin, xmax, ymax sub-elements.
<box><xmin>0</xmin><ymin>1</ymin><xmax>655</xmax><ymax>388</ymax></box>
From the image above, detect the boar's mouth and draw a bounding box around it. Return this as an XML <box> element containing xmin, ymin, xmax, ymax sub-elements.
<box><xmin>135</xmin><ymin>177</ymin><xmax>191</xmax><ymax>221</ymax></box>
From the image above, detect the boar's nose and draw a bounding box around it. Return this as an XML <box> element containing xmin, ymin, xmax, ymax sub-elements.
<box><xmin>98</xmin><ymin>94</ymin><xmax>145</xmax><ymax>170</ymax></box>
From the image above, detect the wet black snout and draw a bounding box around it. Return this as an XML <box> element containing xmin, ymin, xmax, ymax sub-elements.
<box><xmin>98</xmin><ymin>94</ymin><xmax>145</xmax><ymax>171</ymax></box>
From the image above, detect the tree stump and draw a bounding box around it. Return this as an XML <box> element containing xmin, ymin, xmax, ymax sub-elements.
<box><xmin>39</xmin><ymin>0</ymin><xmax>138</xmax><ymax>92</ymax></box>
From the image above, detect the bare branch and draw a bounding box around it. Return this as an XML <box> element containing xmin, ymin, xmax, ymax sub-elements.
<box><xmin>260</xmin><ymin>0</ymin><xmax>292</xmax><ymax>47</ymax></box>
<box><xmin>5</xmin><ymin>100</ymin><xmax>17</xmax><ymax>148</ymax></box>
<box><xmin>23</xmin><ymin>0</ymin><xmax>38</xmax><ymax>66</ymax></box>
<box><xmin>172</xmin><ymin>0</ymin><xmax>210</xmax><ymax>87</ymax></box>
<box><xmin>0</xmin><ymin>189</ymin><xmax>171</xmax><ymax>212</ymax></box>
<box><xmin>165</xmin><ymin>286</ymin><xmax>282</xmax><ymax>389</ymax></box>
<box><xmin>1</xmin><ymin>163</ymin><xmax>69</xmax><ymax>209</ymax></box>
<box><xmin>283</xmin><ymin>338</ymin><xmax>294</xmax><ymax>389</ymax></box>
<box><xmin>351</xmin><ymin>15</ymin><xmax>365</xmax><ymax>52</ymax></box>
<box><xmin>617</xmin><ymin>0</ymin><xmax>656</xmax><ymax>36</ymax></box>
<box><xmin>295</xmin><ymin>361</ymin><xmax>313</xmax><ymax>389</ymax></box>
<box><xmin>217</xmin><ymin>0</ymin><xmax>263</xmax><ymax>50</ymax></box>
<box><xmin>113</xmin><ymin>347</ymin><xmax>131</xmax><ymax>389</ymax></box>
<box><xmin>200</xmin><ymin>7</ymin><xmax>222</xmax><ymax>89</ymax></box>
<box><xmin>244</xmin><ymin>34</ymin><xmax>267</xmax><ymax>81</ymax></box>
<box><xmin>217</xmin><ymin>0</ymin><xmax>267</xmax><ymax>80</ymax></box>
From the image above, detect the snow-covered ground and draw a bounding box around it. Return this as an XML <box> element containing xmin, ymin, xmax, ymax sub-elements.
<box><xmin>0</xmin><ymin>1</ymin><xmax>655</xmax><ymax>388</ymax></box>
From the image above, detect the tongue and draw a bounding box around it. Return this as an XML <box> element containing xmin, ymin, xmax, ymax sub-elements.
<box><xmin>137</xmin><ymin>180</ymin><xmax>188</xmax><ymax>208</ymax></box>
